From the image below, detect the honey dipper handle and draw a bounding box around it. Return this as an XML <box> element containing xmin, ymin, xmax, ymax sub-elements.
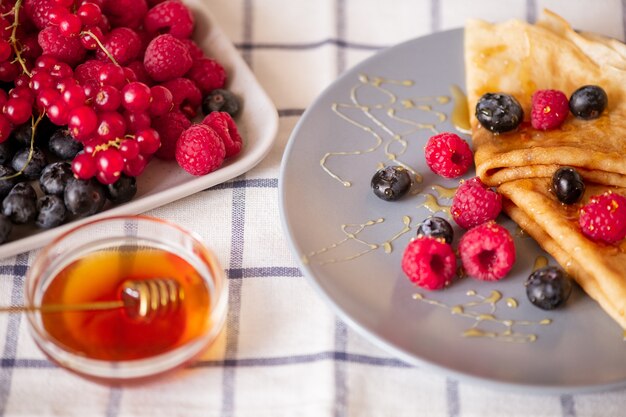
<box><xmin>0</xmin><ymin>300</ymin><xmax>125</xmax><ymax>314</ymax></box>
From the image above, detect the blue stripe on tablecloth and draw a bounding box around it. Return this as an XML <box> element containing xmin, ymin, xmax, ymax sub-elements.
<box><xmin>209</xmin><ymin>178</ymin><xmax>278</xmax><ymax>191</ymax></box>
<box><xmin>561</xmin><ymin>394</ymin><xmax>577</xmax><ymax>417</ymax></box>
<box><xmin>0</xmin><ymin>253</ymin><xmax>29</xmax><ymax>417</ymax></box>
<box><xmin>226</xmin><ymin>266</ymin><xmax>301</xmax><ymax>279</ymax></box>
<box><xmin>526</xmin><ymin>0</ymin><xmax>537</xmax><ymax>23</ymax></box>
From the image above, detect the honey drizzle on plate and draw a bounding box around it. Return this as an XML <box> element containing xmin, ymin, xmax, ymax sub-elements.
<box><xmin>322</xmin><ymin>74</ymin><xmax>450</xmax><ymax>187</ymax></box>
<box><xmin>412</xmin><ymin>290</ymin><xmax>550</xmax><ymax>343</ymax></box>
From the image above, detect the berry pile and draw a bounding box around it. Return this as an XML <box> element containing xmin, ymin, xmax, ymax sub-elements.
<box><xmin>0</xmin><ymin>0</ymin><xmax>243</xmax><ymax>244</ymax></box>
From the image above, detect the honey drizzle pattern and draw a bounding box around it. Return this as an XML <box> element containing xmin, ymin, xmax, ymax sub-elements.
<box><xmin>416</xmin><ymin>185</ymin><xmax>457</xmax><ymax>219</ymax></box>
<box><xmin>322</xmin><ymin>74</ymin><xmax>450</xmax><ymax>187</ymax></box>
<box><xmin>412</xmin><ymin>290</ymin><xmax>551</xmax><ymax>343</ymax></box>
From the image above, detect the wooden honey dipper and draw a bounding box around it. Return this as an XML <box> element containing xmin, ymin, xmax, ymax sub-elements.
<box><xmin>0</xmin><ymin>278</ymin><xmax>185</xmax><ymax>321</ymax></box>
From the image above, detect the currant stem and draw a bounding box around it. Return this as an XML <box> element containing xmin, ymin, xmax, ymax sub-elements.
<box><xmin>81</xmin><ymin>29</ymin><xmax>120</xmax><ymax>67</ymax></box>
<box><xmin>0</xmin><ymin>111</ymin><xmax>45</xmax><ymax>181</ymax></box>
<box><xmin>9</xmin><ymin>0</ymin><xmax>31</xmax><ymax>77</ymax></box>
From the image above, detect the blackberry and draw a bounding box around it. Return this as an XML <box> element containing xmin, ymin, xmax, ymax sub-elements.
<box><xmin>48</xmin><ymin>128</ymin><xmax>82</xmax><ymax>160</ymax></box>
<box><xmin>202</xmin><ymin>89</ymin><xmax>240</xmax><ymax>117</ymax></box>
<box><xmin>416</xmin><ymin>216</ymin><xmax>454</xmax><ymax>244</ymax></box>
<box><xmin>39</xmin><ymin>162</ymin><xmax>73</xmax><ymax>196</ymax></box>
<box><xmin>525</xmin><ymin>266</ymin><xmax>572</xmax><ymax>310</ymax></box>
<box><xmin>36</xmin><ymin>194</ymin><xmax>67</xmax><ymax>228</ymax></box>
<box><xmin>0</xmin><ymin>140</ymin><xmax>15</xmax><ymax>165</ymax></box>
<box><xmin>11</xmin><ymin>146</ymin><xmax>48</xmax><ymax>180</ymax></box>
<box><xmin>475</xmin><ymin>93</ymin><xmax>524</xmax><ymax>133</ymax></box>
<box><xmin>552</xmin><ymin>167</ymin><xmax>585</xmax><ymax>204</ymax></box>
<box><xmin>0</xmin><ymin>165</ymin><xmax>17</xmax><ymax>199</ymax></box>
<box><xmin>2</xmin><ymin>182</ymin><xmax>37</xmax><ymax>224</ymax></box>
<box><xmin>371</xmin><ymin>166</ymin><xmax>412</xmax><ymax>201</ymax></box>
<box><xmin>105</xmin><ymin>174</ymin><xmax>137</xmax><ymax>204</ymax></box>
<box><xmin>64</xmin><ymin>178</ymin><xmax>106</xmax><ymax>217</ymax></box>
<box><xmin>569</xmin><ymin>85</ymin><xmax>607</xmax><ymax>120</ymax></box>
<box><xmin>0</xmin><ymin>214</ymin><xmax>11</xmax><ymax>243</ymax></box>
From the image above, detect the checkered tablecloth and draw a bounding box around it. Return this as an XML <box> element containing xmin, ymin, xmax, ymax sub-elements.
<box><xmin>2</xmin><ymin>0</ymin><xmax>626</xmax><ymax>416</ymax></box>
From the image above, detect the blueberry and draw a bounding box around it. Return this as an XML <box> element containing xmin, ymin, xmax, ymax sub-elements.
<box><xmin>64</xmin><ymin>178</ymin><xmax>106</xmax><ymax>217</ymax></box>
<box><xmin>569</xmin><ymin>85</ymin><xmax>607</xmax><ymax>120</ymax></box>
<box><xmin>552</xmin><ymin>167</ymin><xmax>585</xmax><ymax>204</ymax></box>
<box><xmin>0</xmin><ymin>214</ymin><xmax>11</xmax><ymax>243</ymax></box>
<box><xmin>202</xmin><ymin>89</ymin><xmax>240</xmax><ymax>117</ymax></box>
<box><xmin>525</xmin><ymin>266</ymin><xmax>572</xmax><ymax>310</ymax></box>
<box><xmin>11</xmin><ymin>146</ymin><xmax>48</xmax><ymax>180</ymax></box>
<box><xmin>11</xmin><ymin>117</ymin><xmax>55</xmax><ymax>147</ymax></box>
<box><xmin>36</xmin><ymin>194</ymin><xmax>67</xmax><ymax>228</ymax></box>
<box><xmin>416</xmin><ymin>216</ymin><xmax>454</xmax><ymax>244</ymax></box>
<box><xmin>39</xmin><ymin>162</ymin><xmax>73</xmax><ymax>196</ymax></box>
<box><xmin>2</xmin><ymin>183</ymin><xmax>37</xmax><ymax>224</ymax></box>
<box><xmin>371</xmin><ymin>166</ymin><xmax>412</xmax><ymax>201</ymax></box>
<box><xmin>475</xmin><ymin>93</ymin><xmax>524</xmax><ymax>133</ymax></box>
<box><xmin>0</xmin><ymin>165</ymin><xmax>17</xmax><ymax>199</ymax></box>
<box><xmin>48</xmin><ymin>128</ymin><xmax>82</xmax><ymax>160</ymax></box>
<box><xmin>0</xmin><ymin>140</ymin><xmax>15</xmax><ymax>165</ymax></box>
<box><xmin>105</xmin><ymin>174</ymin><xmax>137</xmax><ymax>204</ymax></box>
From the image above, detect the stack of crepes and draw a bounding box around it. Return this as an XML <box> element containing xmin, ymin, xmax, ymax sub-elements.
<box><xmin>464</xmin><ymin>10</ymin><xmax>626</xmax><ymax>330</ymax></box>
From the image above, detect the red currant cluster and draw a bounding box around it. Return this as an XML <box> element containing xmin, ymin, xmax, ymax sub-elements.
<box><xmin>0</xmin><ymin>0</ymin><xmax>239</xmax><ymax>187</ymax></box>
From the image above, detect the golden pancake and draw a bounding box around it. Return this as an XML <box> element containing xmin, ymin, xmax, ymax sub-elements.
<box><xmin>499</xmin><ymin>179</ymin><xmax>626</xmax><ymax>329</ymax></box>
<box><xmin>465</xmin><ymin>10</ymin><xmax>626</xmax><ymax>187</ymax></box>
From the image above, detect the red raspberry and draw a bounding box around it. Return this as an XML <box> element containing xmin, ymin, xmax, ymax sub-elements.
<box><xmin>451</xmin><ymin>177</ymin><xmax>502</xmax><ymax>229</ymax></box>
<box><xmin>202</xmin><ymin>112</ymin><xmax>242</xmax><ymax>158</ymax></box>
<box><xmin>144</xmin><ymin>0</ymin><xmax>195</xmax><ymax>39</ymax></box>
<box><xmin>531</xmin><ymin>89</ymin><xmax>569</xmax><ymax>130</ymax></box>
<box><xmin>125</xmin><ymin>61</ymin><xmax>153</xmax><ymax>85</ymax></box>
<box><xmin>401</xmin><ymin>236</ymin><xmax>456</xmax><ymax>290</ymax></box>
<box><xmin>579</xmin><ymin>191</ymin><xmax>626</xmax><ymax>244</ymax></box>
<box><xmin>95</xmin><ymin>28</ymin><xmax>142</xmax><ymax>66</ymax></box>
<box><xmin>38</xmin><ymin>26</ymin><xmax>86</xmax><ymax>67</ymax></box>
<box><xmin>102</xmin><ymin>0</ymin><xmax>147</xmax><ymax>29</ymax></box>
<box><xmin>161</xmin><ymin>77</ymin><xmax>202</xmax><ymax>118</ymax></box>
<box><xmin>74</xmin><ymin>59</ymin><xmax>105</xmax><ymax>85</ymax></box>
<box><xmin>424</xmin><ymin>132</ymin><xmax>473</xmax><ymax>178</ymax></box>
<box><xmin>143</xmin><ymin>34</ymin><xmax>193</xmax><ymax>82</ymax></box>
<box><xmin>153</xmin><ymin>111</ymin><xmax>192</xmax><ymax>160</ymax></box>
<box><xmin>185</xmin><ymin>57</ymin><xmax>226</xmax><ymax>95</ymax></box>
<box><xmin>24</xmin><ymin>0</ymin><xmax>56</xmax><ymax>30</ymax></box>
<box><xmin>176</xmin><ymin>124</ymin><xmax>225</xmax><ymax>176</ymax></box>
<box><xmin>459</xmin><ymin>221</ymin><xmax>515</xmax><ymax>281</ymax></box>
<box><xmin>180</xmin><ymin>39</ymin><xmax>204</xmax><ymax>60</ymax></box>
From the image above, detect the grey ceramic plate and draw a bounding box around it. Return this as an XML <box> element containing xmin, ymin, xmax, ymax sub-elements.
<box><xmin>279</xmin><ymin>28</ymin><xmax>626</xmax><ymax>393</ymax></box>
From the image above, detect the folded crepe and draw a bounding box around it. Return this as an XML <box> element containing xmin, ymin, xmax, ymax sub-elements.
<box><xmin>465</xmin><ymin>10</ymin><xmax>626</xmax><ymax>188</ymax></box>
<box><xmin>465</xmin><ymin>10</ymin><xmax>626</xmax><ymax>330</ymax></box>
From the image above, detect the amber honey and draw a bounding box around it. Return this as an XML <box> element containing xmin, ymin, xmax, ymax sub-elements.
<box><xmin>40</xmin><ymin>247</ymin><xmax>212</xmax><ymax>361</ymax></box>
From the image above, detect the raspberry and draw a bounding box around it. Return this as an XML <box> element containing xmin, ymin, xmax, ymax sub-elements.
<box><xmin>95</xmin><ymin>28</ymin><xmax>142</xmax><ymax>66</ymax></box>
<box><xmin>531</xmin><ymin>89</ymin><xmax>569</xmax><ymax>130</ymax></box>
<box><xmin>176</xmin><ymin>124</ymin><xmax>225</xmax><ymax>176</ymax></box>
<box><xmin>144</xmin><ymin>0</ymin><xmax>195</xmax><ymax>39</ymax></box>
<box><xmin>180</xmin><ymin>39</ymin><xmax>204</xmax><ymax>60</ymax></box>
<box><xmin>401</xmin><ymin>236</ymin><xmax>456</xmax><ymax>290</ymax></box>
<box><xmin>185</xmin><ymin>57</ymin><xmax>226</xmax><ymax>95</ymax></box>
<box><xmin>459</xmin><ymin>221</ymin><xmax>516</xmax><ymax>281</ymax></box>
<box><xmin>143</xmin><ymin>34</ymin><xmax>193</xmax><ymax>82</ymax></box>
<box><xmin>102</xmin><ymin>0</ymin><xmax>148</xmax><ymax>29</ymax></box>
<box><xmin>579</xmin><ymin>191</ymin><xmax>626</xmax><ymax>244</ymax></box>
<box><xmin>125</xmin><ymin>60</ymin><xmax>153</xmax><ymax>85</ymax></box>
<box><xmin>38</xmin><ymin>26</ymin><xmax>87</xmax><ymax>67</ymax></box>
<box><xmin>451</xmin><ymin>177</ymin><xmax>502</xmax><ymax>229</ymax></box>
<box><xmin>161</xmin><ymin>77</ymin><xmax>202</xmax><ymax>118</ymax></box>
<box><xmin>153</xmin><ymin>111</ymin><xmax>192</xmax><ymax>160</ymax></box>
<box><xmin>24</xmin><ymin>0</ymin><xmax>56</xmax><ymax>30</ymax></box>
<box><xmin>74</xmin><ymin>59</ymin><xmax>105</xmax><ymax>85</ymax></box>
<box><xmin>424</xmin><ymin>132</ymin><xmax>473</xmax><ymax>178</ymax></box>
<box><xmin>202</xmin><ymin>112</ymin><xmax>242</xmax><ymax>158</ymax></box>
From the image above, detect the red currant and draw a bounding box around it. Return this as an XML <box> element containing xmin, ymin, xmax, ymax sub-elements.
<box><xmin>0</xmin><ymin>114</ymin><xmax>12</xmax><ymax>143</ymax></box>
<box><xmin>80</xmin><ymin>26</ymin><xmax>104</xmax><ymax>50</ymax></box>
<box><xmin>135</xmin><ymin>128</ymin><xmax>160</xmax><ymax>155</ymax></box>
<box><xmin>95</xmin><ymin>111</ymin><xmax>126</xmax><ymax>141</ymax></box>
<box><xmin>123</xmin><ymin>154</ymin><xmax>147</xmax><ymax>177</ymax></box>
<box><xmin>96</xmin><ymin>147</ymin><xmax>124</xmax><ymax>183</ymax></box>
<box><xmin>35</xmin><ymin>55</ymin><xmax>59</xmax><ymax>71</ymax></box>
<box><xmin>62</xmin><ymin>84</ymin><xmax>87</xmax><ymax>109</ymax></box>
<box><xmin>98</xmin><ymin>63</ymin><xmax>125</xmax><ymax>89</ymax></box>
<box><xmin>0</xmin><ymin>39</ymin><xmax>12</xmax><ymax>62</ymax></box>
<box><xmin>30</xmin><ymin>72</ymin><xmax>55</xmax><ymax>94</ymax></box>
<box><xmin>46</xmin><ymin>99</ymin><xmax>70</xmax><ymax>125</ymax></box>
<box><xmin>122</xmin><ymin>82</ymin><xmax>151</xmax><ymax>113</ymax></box>
<box><xmin>124</xmin><ymin>110</ymin><xmax>151</xmax><ymax>132</ymax></box>
<box><xmin>68</xmin><ymin>105</ymin><xmax>98</xmax><ymax>141</ymax></box>
<box><xmin>148</xmin><ymin>85</ymin><xmax>173</xmax><ymax>116</ymax></box>
<box><xmin>93</xmin><ymin>85</ymin><xmax>122</xmax><ymax>112</ymax></box>
<box><xmin>72</xmin><ymin>152</ymin><xmax>97</xmax><ymax>179</ymax></box>
<box><xmin>59</xmin><ymin>14</ymin><xmax>83</xmax><ymax>37</ymax></box>
<box><xmin>0</xmin><ymin>61</ymin><xmax>19</xmax><ymax>82</ymax></box>
<box><xmin>50</xmin><ymin>63</ymin><xmax>73</xmax><ymax>80</ymax></box>
<box><xmin>3</xmin><ymin>97</ymin><xmax>32</xmax><ymax>125</ymax></box>
<box><xmin>119</xmin><ymin>138</ymin><xmax>140</xmax><ymax>160</ymax></box>
<box><xmin>36</xmin><ymin>88</ymin><xmax>59</xmax><ymax>110</ymax></box>
<box><xmin>77</xmin><ymin>2</ymin><xmax>102</xmax><ymax>26</ymax></box>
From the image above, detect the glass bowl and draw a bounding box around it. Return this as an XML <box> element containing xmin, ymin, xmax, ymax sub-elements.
<box><xmin>24</xmin><ymin>215</ymin><xmax>228</xmax><ymax>384</ymax></box>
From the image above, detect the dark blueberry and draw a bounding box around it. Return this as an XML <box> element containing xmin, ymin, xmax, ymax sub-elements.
<box><xmin>525</xmin><ymin>266</ymin><xmax>572</xmax><ymax>310</ymax></box>
<box><xmin>371</xmin><ymin>166</ymin><xmax>412</xmax><ymax>201</ymax></box>
<box><xmin>569</xmin><ymin>85</ymin><xmax>607</xmax><ymax>120</ymax></box>
<box><xmin>416</xmin><ymin>216</ymin><xmax>454</xmax><ymax>244</ymax></box>
<box><xmin>552</xmin><ymin>167</ymin><xmax>585</xmax><ymax>204</ymax></box>
<box><xmin>0</xmin><ymin>214</ymin><xmax>11</xmax><ymax>243</ymax></box>
<box><xmin>2</xmin><ymin>183</ymin><xmax>37</xmax><ymax>224</ymax></box>
<box><xmin>39</xmin><ymin>162</ymin><xmax>73</xmax><ymax>196</ymax></box>
<box><xmin>0</xmin><ymin>140</ymin><xmax>15</xmax><ymax>165</ymax></box>
<box><xmin>11</xmin><ymin>146</ymin><xmax>48</xmax><ymax>180</ymax></box>
<box><xmin>36</xmin><ymin>194</ymin><xmax>67</xmax><ymax>228</ymax></box>
<box><xmin>475</xmin><ymin>93</ymin><xmax>524</xmax><ymax>133</ymax></box>
<box><xmin>202</xmin><ymin>89</ymin><xmax>240</xmax><ymax>117</ymax></box>
<box><xmin>105</xmin><ymin>174</ymin><xmax>137</xmax><ymax>204</ymax></box>
<box><xmin>64</xmin><ymin>178</ymin><xmax>106</xmax><ymax>217</ymax></box>
<box><xmin>11</xmin><ymin>123</ymin><xmax>36</xmax><ymax>147</ymax></box>
<box><xmin>48</xmin><ymin>128</ymin><xmax>82</xmax><ymax>160</ymax></box>
<box><xmin>11</xmin><ymin>117</ymin><xmax>56</xmax><ymax>147</ymax></box>
<box><xmin>0</xmin><ymin>165</ymin><xmax>17</xmax><ymax>199</ymax></box>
